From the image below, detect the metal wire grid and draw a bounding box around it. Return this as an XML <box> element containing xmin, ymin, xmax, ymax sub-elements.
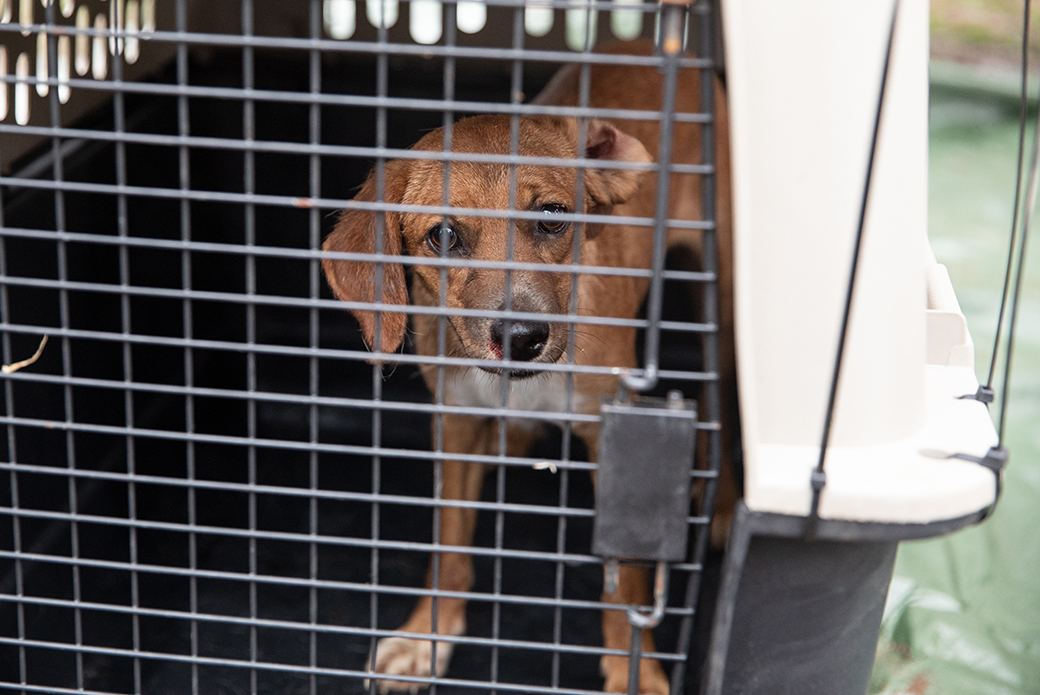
<box><xmin>0</xmin><ymin>1</ymin><xmax>722</xmax><ymax>693</ymax></box>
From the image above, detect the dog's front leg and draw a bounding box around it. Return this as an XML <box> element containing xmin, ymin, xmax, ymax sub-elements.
<box><xmin>366</xmin><ymin>414</ymin><xmax>492</xmax><ymax>693</ymax></box>
<box><xmin>599</xmin><ymin>564</ymin><xmax>670</xmax><ymax>695</ymax></box>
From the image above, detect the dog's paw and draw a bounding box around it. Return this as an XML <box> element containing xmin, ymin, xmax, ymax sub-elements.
<box><xmin>364</xmin><ymin>636</ymin><xmax>455</xmax><ymax>694</ymax></box>
<box><xmin>601</xmin><ymin>656</ymin><xmax>670</xmax><ymax>695</ymax></box>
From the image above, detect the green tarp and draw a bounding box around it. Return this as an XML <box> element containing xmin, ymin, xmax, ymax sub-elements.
<box><xmin>870</xmin><ymin>70</ymin><xmax>1040</xmax><ymax>695</ymax></box>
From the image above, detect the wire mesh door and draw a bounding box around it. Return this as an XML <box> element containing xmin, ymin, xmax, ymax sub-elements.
<box><xmin>0</xmin><ymin>1</ymin><xmax>724</xmax><ymax>693</ymax></box>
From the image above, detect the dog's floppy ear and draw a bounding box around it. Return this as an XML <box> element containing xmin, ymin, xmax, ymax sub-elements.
<box><xmin>322</xmin><ymin>161</ymin><xmax>410</xmax><ymax>354</ymax></box>
<box><xmin>583</xmin><ymin>119</ymin><xmax>652</xmax><ymax>207</ymax></box>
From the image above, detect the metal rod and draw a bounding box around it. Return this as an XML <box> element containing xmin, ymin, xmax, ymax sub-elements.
<box><xmin>0</xmin><ymin>24</ymin><xmax>715</xmax><ymax>66</ymax></box>
<box><xmin>0</xmin><ymin>124</ymin><xmax>713</xmax><ymax>170</ymax></box>
<box><xmin>307</xmin><ymin>3</ymin><xmax>322</xmax><ymax>693</ymax></box>
<box><xmin>627</xmin><ymin>623</ymin><xmax>643</xmax><ymax>695</ymax></box>
<box><xmin>0</xmin><ymin>549</ymin><xmax>702</xmax><ymax>610</ymax></box>
<box><xmin>673</xmin><ymin>3</ymin><xmax>722</xmax><ymax>692</ymax></box>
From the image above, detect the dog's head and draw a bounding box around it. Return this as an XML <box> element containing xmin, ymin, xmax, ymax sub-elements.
<box><xmin>322</xmin><ymin>115</ymin><xmax>651</xmax><ymax>376</ymax></box>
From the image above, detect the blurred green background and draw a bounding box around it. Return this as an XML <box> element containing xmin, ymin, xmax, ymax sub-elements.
<box><xmin>869</xmin><ymin>3</ymin><xmax>1040</xmax><ymax>694</ymax></box>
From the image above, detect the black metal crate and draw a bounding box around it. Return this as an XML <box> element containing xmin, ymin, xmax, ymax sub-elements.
<box><xmin>0</xmin><ymin>2</ymin><xmax>723</xmax><ymax>694</ymax></box>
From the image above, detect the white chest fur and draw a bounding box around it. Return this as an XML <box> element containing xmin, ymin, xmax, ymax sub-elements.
<box><xmin>445</xmin><ymin>370</ymin><xmax>584</xmax><ymax>426</ymax></box>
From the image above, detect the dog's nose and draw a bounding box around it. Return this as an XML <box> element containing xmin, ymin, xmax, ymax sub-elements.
<box><xmin>490</xmin><ymin>319</ymin><xmax>550</xmax><ymax>362</ymax></box>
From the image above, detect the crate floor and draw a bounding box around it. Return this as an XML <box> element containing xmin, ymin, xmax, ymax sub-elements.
<box><xmin>0</xmin><ymin>52</ymin><xmax>719</xmax><ymax>695</ymax></box>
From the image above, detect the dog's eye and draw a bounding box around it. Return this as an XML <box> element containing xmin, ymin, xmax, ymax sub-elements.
<box><xmin>427</xmin><ymin>223</ymin><xmax>459</xmax><ymax>254</ymax></box>
<box><xmin>537</xmin><ymin>204</ymin><xmax>570</xmax><ymax>235</ymax></box>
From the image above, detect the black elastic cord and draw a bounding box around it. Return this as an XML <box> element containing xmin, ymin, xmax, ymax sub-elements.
<box><xmin>805</xmin><ymin>2</ymin><xmax>900</xmax><ymax>538</ymax></box>
<box><xmin>995</xmin><ymin>57</ymin><xmax>1040</xmax><ymax>449</ymax></box>
<box><xmin>951</xmin><ymin>0</ymin><xmax>1039</xmax><ymax>524</ymax></box>
<box><xmin>957</xmin><ymin>446</ymin><xmax>1010</xmax><ymax>522</ymax></box>
<box><xmin>976</xmin><ymin>0</ymin><xmax>1032</xmax><ymax>407</ymax></box>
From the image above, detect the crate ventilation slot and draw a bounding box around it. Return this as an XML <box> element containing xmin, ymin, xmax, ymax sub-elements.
<box><xmin>0</xmin><ymin>0</ymin><xmax>156</xmax><ymax>124</ymax></box>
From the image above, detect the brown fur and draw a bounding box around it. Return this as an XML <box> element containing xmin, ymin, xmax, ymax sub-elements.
<box><xmin>322</xmin><ymin>39</ymin><xmax>736</xmax><ymax>695</ymax></box>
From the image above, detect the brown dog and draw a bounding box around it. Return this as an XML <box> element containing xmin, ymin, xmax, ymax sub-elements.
<box><xmin>322</xmin><ymin>40</ymin><xmax>734</xmax><ymax>694</ymax></box>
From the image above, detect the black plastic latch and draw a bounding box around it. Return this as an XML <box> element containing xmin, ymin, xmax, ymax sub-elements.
<box><xmin>981</xmin><ymin>446</ymin><xmax>1008</xmax><ymax>472</ymax></box>
<box><xmin>810</xmin><ymin>469</ymin><xmax>827</xmax><ymax>492</ymax></box>
<box><xmin>593</xmin><ymin>392</ymin><xmax>697</xmax><ymax>562</ymax></box>
<box><xmin>947</xmin><ymin>446</ymin><xmax>1009</xmax><ymax>523</ymax></box>
<box><xmin>975</xmin><ymin>445</ymin><xmax>1009</xmax><ymax>473</ymax></box>
<box><xmin>959</xmin><ymin>385</ymin><xmax>995</xmax><ymax>404</ymax></box>
<box><xmin>948</xmin><ymin>445</ymin><xmax>1009</xmax><ymax>473</ymax></box>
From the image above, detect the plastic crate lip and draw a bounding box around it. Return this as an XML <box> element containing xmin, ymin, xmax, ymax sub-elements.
<box><xmin>745</xmin><ymin>364</ymin><xmax>998</xmax><ymax>524</ymax></box>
